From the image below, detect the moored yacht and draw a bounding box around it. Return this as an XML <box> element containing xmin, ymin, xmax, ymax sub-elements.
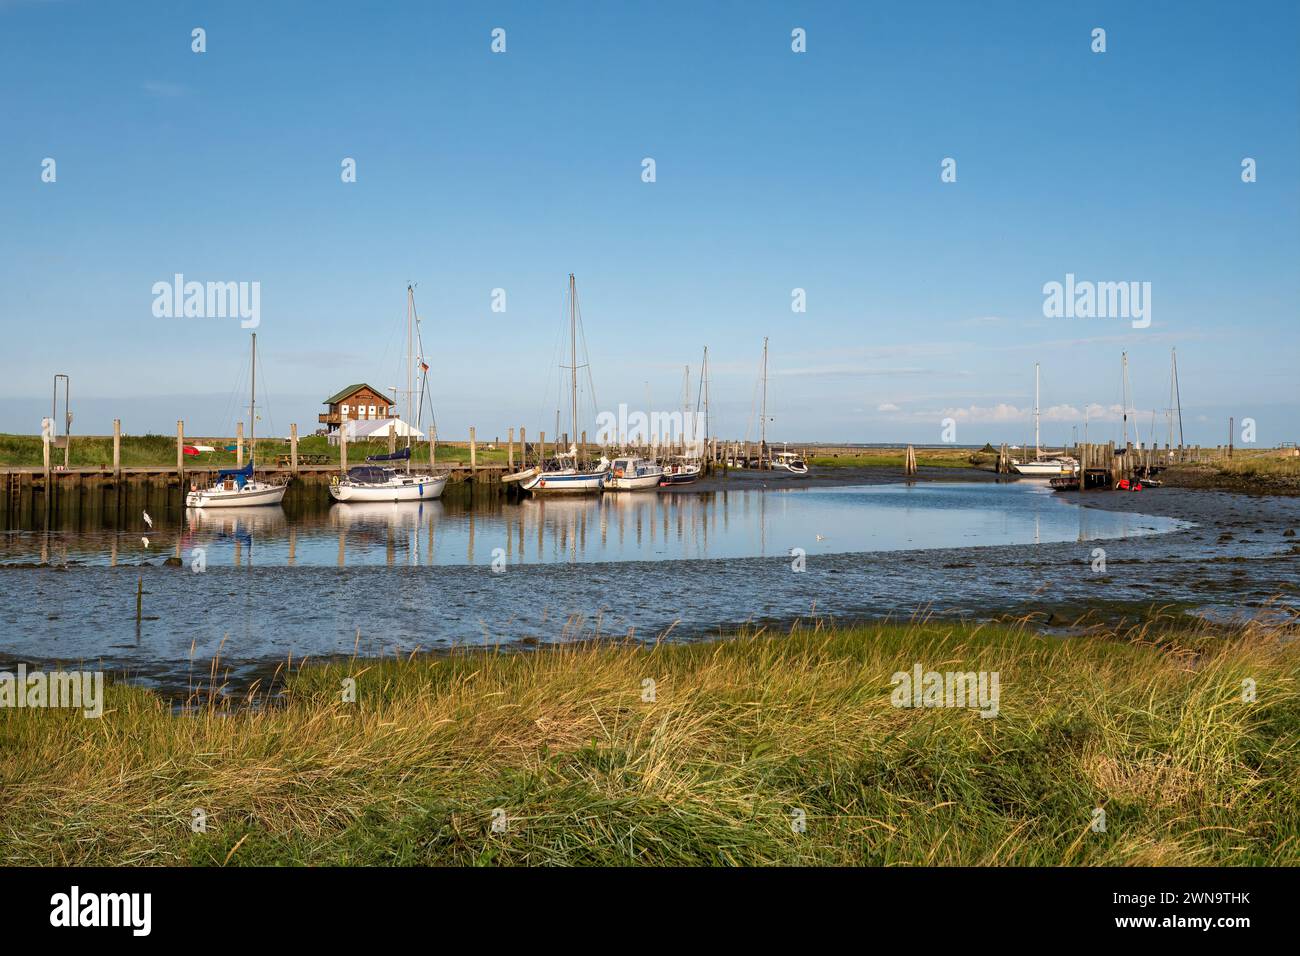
<box><xmin>606</xmin><ymin>456</ymin><xmax>664</xmax><ymax>490</ymax></box>
<box><xmin>521</xmin><ymin>446</ymin><xmax>610</xmax><ymax>494</ymax></box>
<box><xmin>329</xmin><ymin>449</ymin><xmax>448</xmax><ymax>502</ymax></box>
<box><xmin>659</xmin><ymin>455</ymin><xmax>702</xmax><ymax>485</ymax></box>
<box><xmin>186</xmin><ymin>333</ymin><xmax>288</xmax><ymax>509</ymax></box>
<box><xmin>771</xmin><ymin>449</ymin><xmax>809</xmax><ymax>474</ymax></box>
<box><xmin>1012</xmin><ymin>362</ymin><xmax>1079</xmax><ymax>478</ymax></box>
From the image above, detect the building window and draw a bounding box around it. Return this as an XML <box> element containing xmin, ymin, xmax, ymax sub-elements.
<box><xmin>341</xmin><ymin>404</ymin><xmax>349</xmax><ymax>417</ymax></box>
<box><xmin>369</xmin><ymin>405</ymin><xmax>377</xmax><ymax>418</ymax></box>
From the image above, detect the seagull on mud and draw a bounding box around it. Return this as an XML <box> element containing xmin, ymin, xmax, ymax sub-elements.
<box><xmin>143</xmin><ymin>510</ymin><xmax>153</xmax><ymax>530</ymax></box>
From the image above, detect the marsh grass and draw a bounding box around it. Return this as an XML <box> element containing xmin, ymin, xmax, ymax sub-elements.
<box><xmin>2</xmin><ymin>616</ymin><xmax>1296</xmax><ymax>866</ymax></box>
<box><xmin>0</xmin><ymin>433</ymin><xmax>513</xmax><ymax>468</ymax></box>
<box><xmin>808</xmin><ymin>448</ymin><xmax>988</xmax><ymax>469</ymax></box>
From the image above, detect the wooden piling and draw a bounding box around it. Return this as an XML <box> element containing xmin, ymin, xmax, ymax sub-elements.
<box><xmin>290</xmin><ymin>423</ymin><xmax>299</xmax><ymax>473</ymax></box>
<box><xmin>236</xmin><ymin>422</ymin><xmax>245</xmax><ymax>467</ymax></box>
<box><xmin>339</xmin><ymin>425</ymin><xmax>348</xmax><ymax>473</ymax></box>
<box><xmin>176</xmin><ymin>420</ymin><xmax>184</xmax><ymax>477</ymax></box>
<box><xmin>508</xmin><ymin>427</ymin><xmax>515</xmax><ymax>470</ymax></box>
<box><xmin>112</xmin><ymin>419</ymin><xmax>121</xmax><ymax>477</ymax></box>
<box><xmin>470</xmin><ymin>427</ymin><xmax>477</xmax><ymax>470</ymax></box>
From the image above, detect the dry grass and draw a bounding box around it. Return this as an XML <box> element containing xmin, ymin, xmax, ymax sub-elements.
<box><xmin>1</xmin><ymin>616</ymin><xmax>1297</xmax><ymax>866</ymax></box>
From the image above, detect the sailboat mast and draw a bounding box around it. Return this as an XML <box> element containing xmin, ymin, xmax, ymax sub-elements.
<box><xmin>1121</xmin><ymin>351</ymin><xmax>1131</xmax><ymax>449</ymax></box>
<box><xmin>1033</xmin><ymin>362</ymin><xmax>1040</xmax><ymax>458</ymax></box>
<box><xmin>406</xmin><ymin>285</ymin><xmax>414</xmax><ymax>470</ymax></box>
<box><xmin>760</xmin><ymin>337</ymin><xmax>769</xmax><ymax>468</ymax></box>
<box><xmin>699</xmin><ymin>346</ymin><xmax>710</xmax><ymax>450</ymax></box>
<box><xmin>1172</xmin><ymin>348</ymin><xmax>1184</xmax><ymax>450</ymax></box>
<box><xmin>249</xmin><ymin>332</ymin><xmax>256</xmax><ymax>463</ymax></box>
<box><xmin>569</xmin><ymin>273</ymin><xmax>578</xmax><ymax>451</ymax></box>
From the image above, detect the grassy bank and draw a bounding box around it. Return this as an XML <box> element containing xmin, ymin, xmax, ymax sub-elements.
<box><xmin>0</xmin><ymin>433</ymin><xmax>512</xmax><ymax>469</ymax></box>
<box><xmin>1165</xmin><ymin>450</ymin><xmax>1300</xmax><ymax>494</ymax></box>
<box><xmin>808</xmin><ymin>447</ymin><xmax>991</xmax><ymax>470</ymax></box>
<box><xmin>3</xmin><ymin>617</ymin><xmax>1296</xmax><ymax>866</ymax></box>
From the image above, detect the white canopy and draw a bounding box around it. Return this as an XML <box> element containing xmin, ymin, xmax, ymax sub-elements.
<box><xmin>332</xmin><ymin>418</ymin><xmax>425</xmax><ymax>443</ymax></box>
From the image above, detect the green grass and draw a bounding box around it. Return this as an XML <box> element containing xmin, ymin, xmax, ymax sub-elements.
<box><xmin>0</xmin><ymin>433</ymin><xmax>515</xmax><ymax>468</ymax></box>
<box><xmin>808</xmin><ymin>448</ymin><xmax>990</xmax><ymax>469</ymax></box>
<box><xmin>2</xmin><ymin>616</ymin><xmax>1296</xmax><ymax>866</ymax></box>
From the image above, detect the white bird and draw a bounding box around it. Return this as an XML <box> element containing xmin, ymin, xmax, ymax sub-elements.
<box><xmin>816</xmin><ymin>534</ymin><xmax>826</xmax><ymax>541</ymax></box>
<box><xmin>141</xmin><ymin>537</ymin><xmax>150</xmax><ymax>549</ymax></box>
<box><xmin>143</xmin><ymin>510</ymin><xmax>153</xmax><ymax>530</ymax></box>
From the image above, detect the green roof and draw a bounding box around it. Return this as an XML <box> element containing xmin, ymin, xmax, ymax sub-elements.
<box><xmin>324</xmin><ymin>383</ymin><xmax>395</xmax><ymax>406</ymax></box>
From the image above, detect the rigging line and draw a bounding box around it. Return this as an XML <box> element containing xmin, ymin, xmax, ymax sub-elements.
<box><xmin>254</xmin><ymin>344</ymin><xmax>277</xmax><ymax>440</ymax></box>
<box><xmin>575</xmin><ymin>296</ymin><xmax>598</xmax><ymax>428</ymax></box>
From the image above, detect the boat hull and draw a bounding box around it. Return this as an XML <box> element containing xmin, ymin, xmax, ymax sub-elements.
<box><xmin>1012</xmin><ymin>460</ymin><xmax>1078</xmax><ymax>477</ymax></box>
<box><xmin>329</xmin><ymin>474</ymin><xmax>448</xmax><ymax>502</ymax></box>
<box><xmin>607</xmin><ymin>472</ymin><xmax>663</xmax><ymax>491</ymax></box>
<box><xmin>186</xmin><ymin>482</ymin><xmax>287</xmax><ymax>509</ymax></box>
<box><xmin>659</xmin><ymin>468</ymin><xmax>701</xmax><ymax>485</ymax></box>
<box><xmin>522</xmin><ymin>471</ymin><xmax>607</xmax><ymax>494</ymax></box>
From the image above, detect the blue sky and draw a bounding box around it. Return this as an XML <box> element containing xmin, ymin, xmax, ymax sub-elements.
<box><xmin>2</xmin><ymin>0</ymin><xmax>1296</xmax><ymax>447</ymax></box>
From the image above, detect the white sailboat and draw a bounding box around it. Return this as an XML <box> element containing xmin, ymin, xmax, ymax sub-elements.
<box><xmin>1012</xmin><ymin>363</ymin><xmax>1079</xmax><ymax>477</ymax></box>
<box><xmin>185</xmin><ymin>333</ymin><xmax>288</xmax><ymax>509</ymax></box>
<box><xmin>330</xmin><ymin>285</ymin><xmax>449</xmax><ymax>503</ymax></box>
<box><xmin>521</xmin><ymin>274</ymin><xmax>610</xmax><ymax>495</ymax></box>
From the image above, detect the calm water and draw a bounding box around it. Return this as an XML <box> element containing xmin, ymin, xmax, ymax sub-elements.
<box><xmin>0</xmin><ymin>482</ymin><xmax>1202</xmax><ymax>691</ymax></box>
<box><xmin>1</xmin><ymin>482</ymin><xmax>1184</xmax><ymax>569</ymax></box>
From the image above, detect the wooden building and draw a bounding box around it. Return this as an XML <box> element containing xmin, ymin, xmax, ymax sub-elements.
<box><xmin>319</xmin><ymin>384</ymin><xmax>397</xmax><ymax>435</ymax></box>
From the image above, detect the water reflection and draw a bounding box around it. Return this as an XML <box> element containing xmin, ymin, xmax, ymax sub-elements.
<box><xmin>0</xmin><ymin>483</ymin><xmax>1187</xmax><ymax>569</ymax></box>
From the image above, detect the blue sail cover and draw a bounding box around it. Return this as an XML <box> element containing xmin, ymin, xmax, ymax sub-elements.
<box><xmin>217</xmin><ymin>461</ymin><xmax>254</xmax><ymax>488</ymax></box>
<box><xmin>366</xmin><ymin>447</ymin><xmax>411</xmax><ymax>462</ymax></box>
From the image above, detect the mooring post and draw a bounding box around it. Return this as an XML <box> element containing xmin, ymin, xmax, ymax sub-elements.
<box><xmin>236</xmin><ymin>422</ymin><xmax>244</xmax><ymax>467</ymax></box>
<box><xmin>177</xmin><ymin>420</ymin><xmax>185</xmax><ymax>479</ymax></box>
<box><xmin>581</xmin><ymin>430</ymin><xmax>587</xmax><ymax>461</ymax></box>
<box><xmin>508</xmin><ymin>427</ymin><xmax>515</xmax><ymax>470</ymax></box>
<box><xmin>112</xmin><ymin>419</ymin><xmax>121</xmax><ymax>478</ymax></box>
<box><xmin>539</xmin><ymin>431</ymin><xmax>546</xmax><ymax>463</ymax></box>
<box><xmin>430</xmin><ymin>425</ymin><xmax>437</xmax><ymax>469</ymax></box>
<box><xmin>520</xmin><ymin>426</ymin><xmax>526</xmax><ymax>465</ymax></box>
<box><xmin>470</xmin><ymin>427</ymin><xmax>477</xmax><ymax>471</ymax></box>
<box><xmin>339</xmin><ymin>424</ymin><xmax>348</xmax><ymax>473</ymax></box>
<box><xmin>290</xmin><ymin>423</ymin><xmax>299</xmax><ymax>473</ymax></box>
<box><xmin>388</xmin><ymin>422</ymin><xmax>396</xmax><ymax>456</ymax></box>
